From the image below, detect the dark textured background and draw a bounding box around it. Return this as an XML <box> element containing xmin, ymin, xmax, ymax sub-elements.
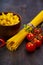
<box><xmin>0</xmin><ymin>0</ymin><xmax>43</xmax><ymax>65</ymax></box>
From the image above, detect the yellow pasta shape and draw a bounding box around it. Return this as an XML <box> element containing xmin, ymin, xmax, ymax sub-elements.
<box><xmin>0</xmin><ymin>12</ymin><xmax>20</xmax><ymax>26</ymax></box>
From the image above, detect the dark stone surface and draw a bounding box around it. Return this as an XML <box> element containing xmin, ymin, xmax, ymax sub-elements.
<box><xmin>0</xmin><ymin>0</ymin><xmax>43</xmax><ymax>65</ymax></box>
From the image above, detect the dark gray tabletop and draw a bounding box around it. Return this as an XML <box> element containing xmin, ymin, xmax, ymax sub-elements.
<box><xmin>0</xmin><ymin>0</ymin><xmax>43</xmax><ymax>65</ymax></box>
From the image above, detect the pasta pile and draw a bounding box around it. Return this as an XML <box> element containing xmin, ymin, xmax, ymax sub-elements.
<box><xmin>0</xmin><ymin>12</ymin><xmax>20</xmax><ymax>26</ymax></box>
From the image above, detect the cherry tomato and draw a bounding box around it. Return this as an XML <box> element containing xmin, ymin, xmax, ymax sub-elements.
<box><xmin>38</xmin><ymin>34</ymin><xmax>43</xmax><ymax>43</ymax></box>
<box><xmin>26</xmin><ymin>33</ymin><xmax>35</xmax><ymax>41</ymax></box>
<box><xmin>33</xmin><ymin>38</ymin><xmax>42</xmax><ymax>48</ymax></box>
<box><xmin>26</xmin><ymin>42</ymin><xmax>36</xmax><ymax>52</ymax></box>
<box><xmin>0</xmin><ymin>39</ymin><xmax>5</xmax><ymax>47</ymax></box>
<box><xmin>33</xmin><ymin>28</ymin><xmax>42</xmax><ymax>35</ymax></box>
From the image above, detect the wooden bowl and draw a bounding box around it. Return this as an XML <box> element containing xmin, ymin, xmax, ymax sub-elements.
<box><xmin>0</xmin><ymin>12</ymin><xmax>21</xmax><ymax>38</ymax></box>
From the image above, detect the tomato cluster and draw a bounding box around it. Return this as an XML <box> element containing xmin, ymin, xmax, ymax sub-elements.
<box><xmin>26</xmin><ymin>28</ymin><xmax>43</xmax><ymax>52</ymax></box>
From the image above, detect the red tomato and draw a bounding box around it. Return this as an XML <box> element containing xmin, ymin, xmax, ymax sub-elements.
<box><xmin>33</xmin><ymin>38</ymin><xmax>42</xmax><ymax>48</ymax></box>
<box><xmin>38</xmin><ymin>34</ymin><xmax>43</xmax><ymax>43</ymax></box>
<box><xmin>26</xmin><ymin>33</ymin><xmax>35</xmax><ymax>41</ymax></box>
<box><xmin>0</xmin><ymin>39</ymin><xmax>5</xmax><ymax>47</ymax></box>
<box><xmin>26</xmin><ymin>42</ymin><xmax>36</xmax><ymax>52</ymax></box>
<box><xmin>33</xmin><ymin>28</ymin><xmax>42</xmax><ymax>35</ymax></box>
